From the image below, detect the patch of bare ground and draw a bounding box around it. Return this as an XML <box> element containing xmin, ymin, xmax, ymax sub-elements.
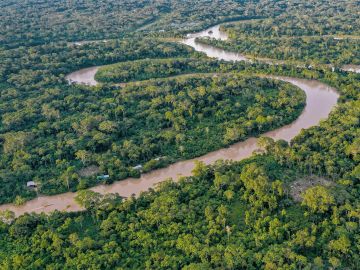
<box><xmin>78</xmin><ymin>165</ymin><xmax>100</xmax><ymax>177</ymax></box>
<box><xmin>289</xmin><ymin>175</ymin><xmax>333</xmax><ymax>202</ymax></box>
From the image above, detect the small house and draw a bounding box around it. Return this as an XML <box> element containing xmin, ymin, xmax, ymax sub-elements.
<box><xmin>97</xmin><ymin>174</ymin><xmax>110</xmax><ymax>180</ymax></box>
<box><xmin>133</xmin><ymin>165</ymin><xmax>143</xmax><ymax>170</ymax></box>
<box><xmin>27</xmin><ymin>181</ymin><xmax>37</xmax><ymax>188</ymax></box>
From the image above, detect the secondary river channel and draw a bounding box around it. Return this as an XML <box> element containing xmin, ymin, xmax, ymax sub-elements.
<box><xmin>1</xmin><ymin>24</ymin><xmax>339</xmax><ymax>216</ymax></box>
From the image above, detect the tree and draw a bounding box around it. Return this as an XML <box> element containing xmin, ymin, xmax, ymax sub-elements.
<box><xmin>75</xmin><ymin>190</ymin><xmax>102</xmax><ymax>210</ymax></box>
<box><xmin>2</xmin><ymin>132</ymin><xmax>33</xmax><ymax>154</ymax></box>
<box><xmin>328</xmin><ymin>235</ymin><xmax>351</xmax><ymax>255</ymax></box>
<box><xmin>61</xmin><ymin>166</ymin><xmax>79</xmax><ymax>190</ymax></box>
<box><xmin>75</xmin><ymin>150</ymin><xmax>91</xmax><ymax>165</ymax></box>
<box><xmin>223</xmin><ymin>126</ymin><xmax>245</xmax><ymax>144</ymax></box>
<box><xmin>0</xmin><ymin>210</ymin><xmax>15</xmax><ymax>224</ymax></box>
<box><xmin>257</xmin><ymin>136</ymin><xmax>275</xmax><ymax>153</ymax></box>
<box><xmin>192</xmin><ymin>161</ymin><xmax>207</xmax><ymax>177</ymax></box>
<box><xmin>41</xmin><ymin>104</ymin><xmax>60</xmax><ymax>120</ymax></box>
<box><xmin>14</xmin><ymin>196</ymin><xmax>26</xmax><ymax>206</ymax></box>
<box><xmin>301</xmin><ymin>186</ymin><xmax>335</xmax><ymax>214</ymax></box>
<box><xmin>224</xmin><ymin>190</ymin><xmax>234</xmax><ymax>201</ymax></box>
<box><xmin>98</xmin><ymin>120</ymin><xmax>117</xmax><ymax>133</ymax></box>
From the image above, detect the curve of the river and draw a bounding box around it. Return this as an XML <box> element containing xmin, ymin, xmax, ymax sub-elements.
<box><xmin>1</xmin><ymin>25</ymin><xmax>339</xmax><ymax>217</ymax></box>
<box><xmin>65</xmin><ymin>25</ymin><xmax>359</xmax><ymax>85</ymax></box>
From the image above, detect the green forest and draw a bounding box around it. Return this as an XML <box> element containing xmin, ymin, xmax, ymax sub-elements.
<box><xmin>0</xmin><ymin>0</ymin><xmax>284</xmax><ymax>48</ymax></box>
<box><xmin>95</xmin><ymin>58</ymin><xmax>222</xmax><ymax>83</ymax></box>
<box><xmin>198</xmin><ymin>36</ymin><xmax>360</xmax><ymax>65</ymax></box>
<box><xmin>0</xmin><ymin>0</ymin><xmax>359</xmax><ymax>269</ymax></box>
<box><xmin>196</xmin><ymin>0</ymin><xmax>360</xmax><ymax>65</ymax></box>
<box><xmin>0</xmin><ymin>71</ymin><xmax>305</xmax><ymax>203</ymax></box>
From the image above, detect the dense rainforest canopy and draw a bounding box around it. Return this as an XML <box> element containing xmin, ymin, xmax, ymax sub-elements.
<box><xmin>196</xmin><ymin>0</ymin><xmax>360</xmax><ymax>66</ymax></box>
<box><xmin>0</xmin><ymin>0</ymin><xmax>285</xmax><ymax>48</ymax></box>
<box><xmin>0</xmin><ymin>0</ymin><xmax>359</xmax><ymax>269</ymax></box>
<box><xmin>0</xmin><ymin>69</ymin><xmax>306</xmax><ymax>203</ymax></box>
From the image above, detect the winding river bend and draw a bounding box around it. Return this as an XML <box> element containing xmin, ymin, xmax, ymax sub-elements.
<box><xmin>1</xmin><ymin>24</ymin><xmax>339</xmax><ymax>216</ymax></box>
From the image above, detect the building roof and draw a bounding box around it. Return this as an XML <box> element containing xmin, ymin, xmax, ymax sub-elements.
<box><xmin>27</xmin><ymin>181</ymin><xmax>37</xmax><ymax>187</ymax></box>
<box><xmin>97</xmin><ymin>174</ymin><xmax>110</xmax><ymax>179</ymax></box>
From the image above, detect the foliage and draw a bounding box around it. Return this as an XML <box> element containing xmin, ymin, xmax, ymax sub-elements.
<box><xmin>0</xmin><ymin>73</ymin><xmax>305</xmax><ymax>203</ymax></box>
<box><xmin>196</xmin><ymin>0</ymin><xmax>360</xmax><ymax>65</ymax></box>
<box><xmin>0</xmin><ymin>0</ymin><xmax>286</xmax><ymax>48</ymax></box>
<box><xmin>0</xmin><ymin>0</ymin><xmax>359</xmax><ymax>268</ymax></box>
<box><xmin>95</xmin><ymin>58</ymin><xmax>222</xmax><ymax>83</ymax></box>
<box><xmin>199</xmin><ymin>36</ymin><xmax>360</xmax><ymax>65</ymax></box>
<box><xmin>0</xmin><ymin>154</ymin><xmax>359</xmax><ymax>269</ymax></box>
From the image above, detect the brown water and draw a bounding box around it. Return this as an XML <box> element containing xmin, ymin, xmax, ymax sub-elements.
<box><xmin>1</xmin><ymin>24</ymin><xmax>339</xmax><ymax>217</ymax></box>
<box><xmin>65</xmin><ymin>25</ymin><xmax>359</xmax><ymax>86</ymax></box>
<box><xmin>65</xmin><ymin>66</ymin><xmax>99</xmax><ymax>86</ymax></box>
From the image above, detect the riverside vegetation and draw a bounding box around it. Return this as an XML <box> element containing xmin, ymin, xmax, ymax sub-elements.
<box><xmin>0</xmin><ymin>61</ymin><xmax>307</xmax><ymax>203</ymax></box>
<box><xmin>196</xmin><ymin>0</ymin><xmax>359</xmax><ymax>66</ymax></box>
<box><xmin>0</xmin><ymin>0</ymin><xmax>359</xmax><ymax>269</ymax></box>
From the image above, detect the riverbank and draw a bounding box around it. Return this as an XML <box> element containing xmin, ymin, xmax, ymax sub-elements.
<box><xmin>0</xmin><ymin>24</ymin><xmax>339</xmax><ymax>217</ymax></box>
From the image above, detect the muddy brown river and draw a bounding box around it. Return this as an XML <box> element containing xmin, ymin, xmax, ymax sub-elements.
<box><xmin>0</xmin><ymin>25</ymin><xmax>340</xmax><ymax>216</ymax></box>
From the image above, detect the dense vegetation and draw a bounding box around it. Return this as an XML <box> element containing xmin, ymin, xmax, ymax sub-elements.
<box><xmin>0</xmin><ymin>71</ymin><xmax>305</xmax><ymax>203</ymax></box>
<box><xmin>222</xmin><ymin>5</ymin><xmax>360</xmax><ymax>38</ymax></box>
<box><xmin>0</xmin><ymin>38</ymin><xmax>200</xmax><ymax>204</ymax></box>
<box><xmin>0</xmin><ymin>0</ymin><xmax>359</xmax><ymax>269</ymax></box>
<box><xmin>0</xmin><ymin>0</ymin><xmax>285</xmax><ymax>48</ymax></box>
<box><xmin>2</xmin><ymin>0</ymin><xmax>358</xmax><ymax>48</ymax></box>
<box><xmin>95</xmin><ymin>58</ymin><xmax>221</xmax><ymax>83</ymax></box>
<box><xmin>198</xmin><ymin>36</ymin><xmax>360</xmax><ymax>65</ymax></box>
<box><xmin>0</xmin><ymin>130</ymin><xmax>358</xmax><ymax>269</ymax></box>
<box><xmin>0</xmin><ymin>39</ymin><xmax>195</xmax><ymax>87</ymax></box>
<box><xmin>1</xmin><ymin>62</ymin><xmax>359</xmax><ymax>269</ymax></box>
<box><xmin>196</xmin><ymin>0</ymin><xmax>360</xmax><ymax>65</ymax></box>
<box><xmin>1</xmin><ymin>57</ymin><xmax>359</xmax><ymax>269</ymax></box>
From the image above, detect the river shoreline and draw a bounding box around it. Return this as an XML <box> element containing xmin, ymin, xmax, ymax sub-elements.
<box><xmin>0</xmin><ymin>24</ymin><xmax>340</xmax><ymax>217</ymax></box>
<box><xmin>65</xmin><ymin>24</ymin><xmax>359</xmax><ymax>86</ymax></box>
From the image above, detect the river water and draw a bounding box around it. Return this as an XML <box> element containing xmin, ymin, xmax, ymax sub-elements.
<box><xmin>65</xmin><ymin>66</ymin><xmax>99</xmax><ymax>86</ymax></box>
<box><xmin>0</xmin><ymin>25</ymin><xmax>339</xmax><ymax>216</ymax></box>
<box><xmin>65</xmin><ymin>25</ymin><xmax>359</xmax><ymax>85</ymax></box>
